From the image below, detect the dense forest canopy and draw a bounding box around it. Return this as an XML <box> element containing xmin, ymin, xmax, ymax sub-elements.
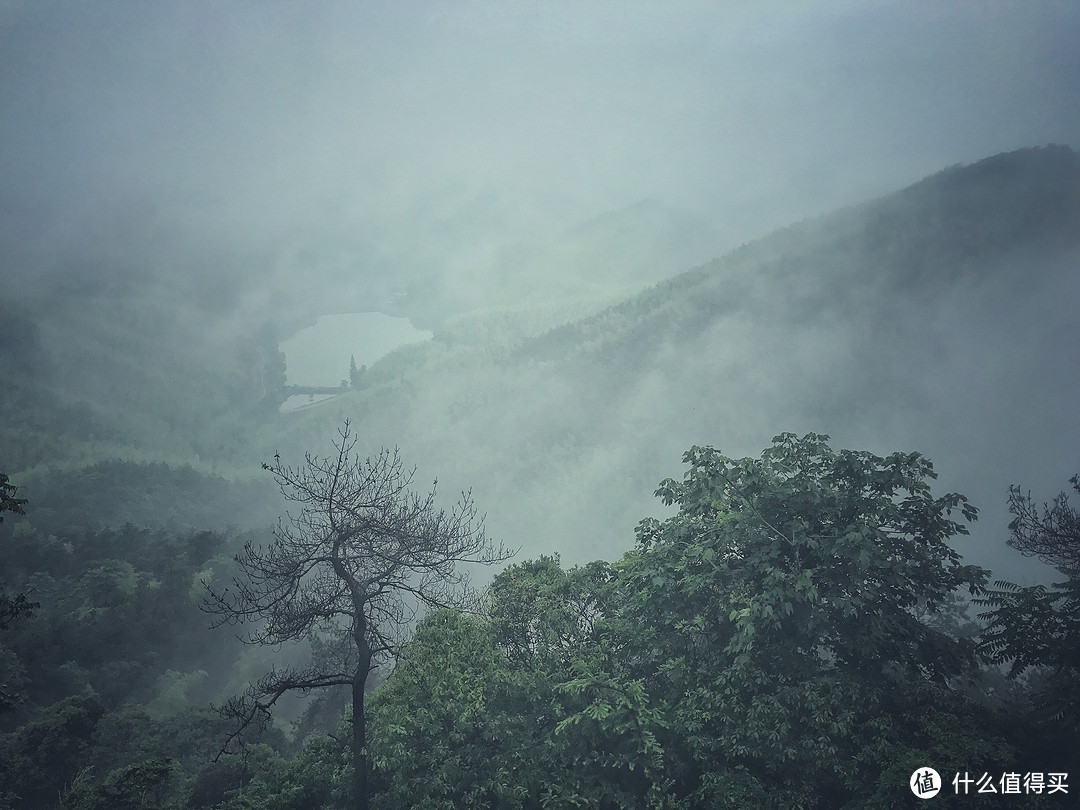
<box><xmin>2</xmin><ymin>428</ymin><xmax>1077</xmax><ymax>808</ymax></box>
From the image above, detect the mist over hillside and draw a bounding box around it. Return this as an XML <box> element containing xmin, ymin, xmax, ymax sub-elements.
<box><xmin>262</xmin><ymin>146</ymin><xmax>1080</xmax><ymax>583</ymax></box>
<box><xmin>2</xmin><ymin>147</ymin><xmax>1077</xmax><ymax>590</ymax></box>
<box><xmin>5</xmin><ymin>5</ymin><xmax>1080</xmax><ymax>805</ymax></box>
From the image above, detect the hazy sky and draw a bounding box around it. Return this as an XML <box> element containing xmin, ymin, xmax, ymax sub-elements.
<box><xmin>3</xmin><ymin>1</ymin><xmax>1079</xmax><ymax>318</ymax></box>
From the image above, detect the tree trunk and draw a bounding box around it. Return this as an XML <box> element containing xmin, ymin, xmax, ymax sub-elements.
<box><xmin>352</xmin><ymin>649</ymin><xmax>372</xmax><ymax>810</ymax></box>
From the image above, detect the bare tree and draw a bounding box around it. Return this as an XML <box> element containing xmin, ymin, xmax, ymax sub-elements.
<box><xmin>1007</xmin><ymin>475</ymin><xmax>1080</xmax><ymax>576</ymax></box>
<box><xmin>204</xmin><ymin>421</ymin><xmax>513</xmax><ymax>810</ymax></box>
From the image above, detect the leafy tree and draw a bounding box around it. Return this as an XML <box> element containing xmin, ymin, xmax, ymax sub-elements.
<box><xmin>365</xmin><ymin>436</ymin><xmax>1014</xmax><ymax>808</ymax></box>
<box><xmin>60</xmin><ymin>757</ymin><xmax>174</xmax><ymax>810</ymax></box>
<box><xmin>0</xmin><ymin>693</ymin><xmax>105</xmax><ymax>808</ymax></box>
<box><xmin>639</xmin><ymin>433</ymin><xmax>987</xmax><ymax>676</ymax></box>
<box><xmin>368</xmin><ymin>599</ymin><xmax>663</xmax><ymax>810</ymax></box>
<box><xmin>367</xmin><ymin>610</ymin><xmax>515</xmax><ymax>809</ymax></box>
<box><xmin>978</xmin><ymin>475</ymin><xmax>1080</xmax><ymax>741</ymax></box>
<box><xmin>613</xmin><ymin>433</ymin><xmax>997</xmax><ymax>807</ymax></box>
<box><xmin>1</xmin><ymin>472</ymin><xmax>35</xmax><ymax>632</ymax></box>
<box><xmin>485</xmin><ymin>556</ymin><xmax>670</xmax><ymax>806</ymax></box>
<box><xmin>0</xmin><ymin>521</ymin><xmax>243</xmax><ymax>711</ymax></box>
<box><xmin>204</xmin><ymin>421</ymin><xmax>511</xmax><ymax>810</ymax></box>
<box><xmin>487</xmin><ymin>554</ymin><xmax>614</xmax><ymax>672</ymax></box>
<box><xmin>0</xmin><ymin>473</ymin><xmax>26</xmax><ymax>520</ymax></box>
<box><xmin>185</xmin><ymin>432</ymin><xmax>1048</xmax><ymax>808</ymax></box>
<box><xmin>184</xmin><ymin>741</ymin><xmax>339</xmax><ymax>810</ymax></box>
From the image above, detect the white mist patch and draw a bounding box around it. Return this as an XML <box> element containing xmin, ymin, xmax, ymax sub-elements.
<box><xmin>281</xmin><ymin>312</ymin><xmax>432</xmax><ymax>387</ymax></box>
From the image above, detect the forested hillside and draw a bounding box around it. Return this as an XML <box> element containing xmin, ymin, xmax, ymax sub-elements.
<box><xmin>268</xmin><ymin>146</ymin><xmax>1080</xmax><ymax>575</ymax></box>
<box><xmin>2</xmin><ymin>146</ymin><xmax>1079</xmax><ymax>808</ymax></box>
<box><xmin>2</xmin><ymin>434</ymin><xmax>1077</xmax><ymax>808</ymax></box>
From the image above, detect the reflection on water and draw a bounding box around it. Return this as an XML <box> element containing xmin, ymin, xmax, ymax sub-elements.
<box><xmin>281</xmin><ymin>312</ymin><xmax>432</xmax><ymax>387</ymax></box>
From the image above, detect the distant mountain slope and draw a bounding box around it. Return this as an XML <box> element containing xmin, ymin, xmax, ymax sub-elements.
<box><xmin>276</xmin><ymin>146</ymin><xmax>1080</xmax><ymax>580</ymax></box>
<box><xmin>5</xmin><ymin>147</ymin><xmax>1077</xmax><ymax>581</ymax></box>
<box><xmin>522</xmin><ymin>144</ymin><xmax>1080</xmax><ymax>362</ymax></box>
<box><xmin>0</xmin><ymin>287</ymin><xmax>286</xmax><ymax>476</ymax></box>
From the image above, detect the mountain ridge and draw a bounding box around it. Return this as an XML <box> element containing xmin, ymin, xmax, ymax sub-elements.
<box><xmin>278</xmin><ymin>144</ymin><xmax>1078</xmax><ymax>572</ymax></box>
<box><xmin>517</xmin><ymin>144</ymin><xmax>1080</xmax><ymax>365</ymax></box>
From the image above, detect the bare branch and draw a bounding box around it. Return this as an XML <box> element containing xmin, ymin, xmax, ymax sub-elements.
<box><xmin>213</xmin><ymin>664</ymin><xmax>355</xmax><ymax>760</ymax></box>
<box><xmin>204</xmin><ymin>421</ymin><xmax>514</xmax><ymax>810</ymax></box>
<box><xmin>1007</xmin><ymin>478</ymin><xmax>1080</xmax><ymax>576</ymax></box>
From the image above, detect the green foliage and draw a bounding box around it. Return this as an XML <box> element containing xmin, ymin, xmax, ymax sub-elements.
<box><xmin>979</xmin><ymin>581</ymin><xmax>1080</xmax><ymax>679</ymax></box>
<box><xmin>369</xmin><ymin>603</ymin><xmax>662</xmax><ymax>809</ymax></box>
<box><xmin>368</xmin><ymin>610</ymin><xmax>515</xmax><ymax>809</ymax></box>
<box><xmin>546</xmin><ymin>669</ymin><xmax>668</xmax><ymax>808</ymax></box>
<box><xmin>0</xmin><ymin>512</ymin><xmax>287</xmax><ymax>808</ymax></box>
<box><xmin>2</xmin><ymin>431</ymin><xmax>1074</xmax><ymax>808</ymax></box>
<box><xmin>183</xmin><ymin>740</ymin><xmax>350</xmax><ymax>810</ymax></box>
<box><xmin>0</xmin><ymin>518</ymin><xmax>247</xmax><ymax>714</ymax></box>
<box><xmin>0</xmin><ymin>474</ymin><xmax>27</xmax><ymax>522</ymax></box>
<box><xmin>487</xmin><ymin>554</ymin><xmax>614</xmax><ymax>672</ymax></box>
<box><xmin>360</xmin><ymin>435</ymin><xmax>1039</xmax><ymax>808</ymax></box>
<box><xmin>60</xmin><ymin>757</ymin><xmax>174</xmax><ymax>810</ymax></box>
<box><xmin>0</xmin><ymin>473</ymin><xmax>37</xmax><ymax>633</ymax></box>
<box><xmin>0</xmin><ymin>693</ymin><xmax>106</xmax><ymax>808</ymax></box>
<box><xmin>977</xmin><ymin>474</ymin><xmax>1080</xmax><ymax>742</ymax></box>
<box><xmin>637</xmin><ymin>432</ymin><xmax>986</xmax><ymax>680</ymax></box>
<box><xmin>608</xmin><ymin>433</ymin><xmax>999</xmax><ymax>806</ymax></box>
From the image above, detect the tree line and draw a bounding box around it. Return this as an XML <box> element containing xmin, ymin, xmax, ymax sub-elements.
<box><xmin>1</xmin><ymin>429</ymin><xmax>1077</xmax><ymax>809</ymax></box>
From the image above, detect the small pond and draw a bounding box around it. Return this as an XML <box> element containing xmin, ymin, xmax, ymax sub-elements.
<box><xmin>280</xmin><ymin>312</ymin><xmax>432</xmax><ymax>388</ymax></box>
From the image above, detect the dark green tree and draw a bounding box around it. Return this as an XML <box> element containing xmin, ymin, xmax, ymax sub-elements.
<box><xmin>204</xmin><ymin>421</ymin><xmax>511</xmax><ymax>810</ymax></box>
<box><xmin>60</xmin><ymin>756</ymin><xmax>173</xmax><ymax>810</ymax></box>
<box><xmin>368</xmin><ymin>570</ymin><xmax>664</xmax><ymax>810</ymax></box>
<box><xmin>0</xmin><ymin>473</ymin><xmax>26</xmax><ymax>519</ymax></box>
<box><xmin>364</xmin><ymin>436</ymin><xmax>1016</xmax><ymax>808</ymax></box>
<box><xmin>978</xmin><ymin>475</ymin><xmax>1080</xmax><ymax>741</ymax></box>
<box><xmin>0</xmin><ymin>693</ymin><xmax>106</xmax><ymax>807</ymax></box>
<box><xmin>612</xmin><ymin>433</ymin><xmax>999</xmax><ymax>807</ymax></box>
<box><xmin>487</xmin><ymin>554</ymin><xmax>614</xmax><ymax>672</ymax></box>
<box><xmin>0</xmin><ymin>473</ymin><xmax>35</xmax><ymax>631</ymax></box>
<box><xmin>367</xmin><ymin>610</ymin><xmax>515</xmax><ymax>808</ymax></box>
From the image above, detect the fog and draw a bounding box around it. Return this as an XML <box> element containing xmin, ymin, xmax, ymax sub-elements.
<box><xmin>4</xmin><ymin>2</ymin><xmax>1079</xmax><ymax>315</ymax></box>
<box><xmin>3</xmin><ymin>6</ymin><xmax>1080</xmax><ymax>804</ymax></box>
<box><xmin>3</xmin><ymin>2</ymin><xmax>1079</xmax><ymax>575</ymax></box>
